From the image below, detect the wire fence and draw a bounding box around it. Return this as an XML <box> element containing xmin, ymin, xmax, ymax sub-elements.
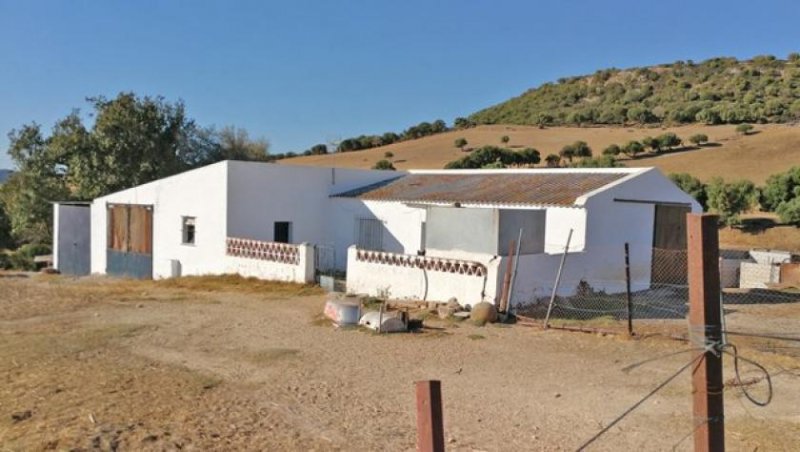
<box><xmin>515</xmin><ymin>243</ymin><xmax>800</xmax><ymax>342</ymax></box>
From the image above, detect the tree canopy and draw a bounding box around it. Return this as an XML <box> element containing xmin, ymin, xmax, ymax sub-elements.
<box><xmin>0</xmin><ymin>92</ymin><xmax>270</xmax><ymax>244</ymax></box>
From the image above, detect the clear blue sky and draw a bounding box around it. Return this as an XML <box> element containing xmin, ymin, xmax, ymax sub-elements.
<box><xmin>1</xmin><ymin>0</ymin><xmax>799</xmax><ymax>168</ymax></box>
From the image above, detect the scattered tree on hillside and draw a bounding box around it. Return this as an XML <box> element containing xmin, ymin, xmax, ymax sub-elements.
<box><xmin>622</xmin><ymin>140</ymin><xmax>644</xmax><ymax>158</ymax></box>
<box><xmin>559</xmin><ymin>145</ymin><xmax>575</xmax><ymax>162</ymax></box>
<box><xmin>559</xmin><ymin>140</ymin><xmax>592</xmax><ymax>162</ymax></box>
<box><xmin>705</xmin><ymin>178</ymin><xmax>756</xmax><ymax>225</ymax></box>
<box><xmin>453</xmin><ymin>117</ymin><xmax>476</xmax><ymax>129</ymax></box>
<box><xmin>500</xmin><ymin>135</ymin><xmax>510</xmax><ymax>144</ymax></box>
<box><xmin>454</xmin><ymin>137</ymin><xmax>468</xmax><ymax>151</ymax></box>
<box><xmin>759</xmin><ymin>166</ymin><xmax>800</xmax><ymax>211</ymax></box>
<box><xmin>384</xmin><ymin>151</ymin><xmax>394</xmax><ymax>159</ymax></box>
<box><xmin>373</xmin><ymin>159</ymin><xmax>396</xmax><ymax>170</ymax></box>
<box><xmin>641</xmin><ymin>136</ymin><xmax>661</xmax><ymax>153</ymax></box>
<box><xmin>309</xmin><ymin>144</ymin><xmax>328</xmax><ymax>155</ymax></box>
<box><xmin>602</xmin><ymin>144</ymin><xmax>621</xmax><ymax>156</ymax></box>
<box><xmin>571</xmin><ymin>155</ymin><xmax>620</xmax><ymax>168</ymax></box>
<box><xmin>444</xmin><ymin>146</ymin><xmax>539</xmax><ymax>169</ymax></box>
<box><xmin>776</xmin><ymin>197</ymin><xmax>800</xmax><ymax>225</ymax></box>
<box><xmin>657</xmin><ymin>132</ymin><xmax>682</xmax><ymax>151</ymax></box>
<box><xmin>688</xmin><ymin>133</ymin><xmax>709</xmax><ymax>146</ymax></box>
<box><xmin>669</xmin><ymin>173</ymin><xmax>707</xmax><ymax>209</ymax></box>
<box><xmin>736</xmin><ymin>123</ymin><xmax>754</xmax><ymax>135</ymax></box>
<box><xmin>544</xmin><ymin>153</ymin><xmax>561</xmax><ymax>167</ymax></box>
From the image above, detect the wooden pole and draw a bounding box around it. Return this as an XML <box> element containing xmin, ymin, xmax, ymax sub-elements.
<box><xmin>624</xmin><ymin>242</ymin><xmax>633</xmax><ymax>336</ymax></box>
<box><xmin>415</xmin><ymin>380</ymin><xmax>445</xmax><ymax>452</ymax></box>
<box><xmin>544</xmin><ymin>229</ymin><xmax>573</xmax><ymax>329</ymax></box>
<box><xmin>687</xmin><ymin>214</ymin><xmax>725</xmax><ymax>452</ymax></box>
<box><xmin>499</xmin><ymin>240</ymin><xmax>515</xmax><ymax>313</ymax></box>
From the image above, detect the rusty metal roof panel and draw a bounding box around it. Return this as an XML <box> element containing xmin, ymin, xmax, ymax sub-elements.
<box><xmin>333</xmin><ymin>172</ymin><xmax>630</xmax><ymax>207</ymax></box>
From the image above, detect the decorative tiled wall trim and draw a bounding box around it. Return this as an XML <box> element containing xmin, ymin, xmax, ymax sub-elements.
<box><xmin>226</xmin><ymin>238</ymin><xmax>299</xmax><ymax>265</ymax></box>
<box><xmin>355</xmin><ymin>249</ymin><xmax>486</xmax><ymax>277</ymax></box>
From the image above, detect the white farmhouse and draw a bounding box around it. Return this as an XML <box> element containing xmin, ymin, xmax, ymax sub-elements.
<box><xmin>53</xmin><ymin>161</ymin><xmax>700</xmax><ymax>307</ymax></box>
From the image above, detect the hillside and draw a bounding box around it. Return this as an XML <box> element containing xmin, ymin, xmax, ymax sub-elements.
<box><xmin>470</xmin><ymin>55</ymin><xmax>800</xmax><ymax>126</ymax></box>
<box><xmin>286</xmin><ymin>123</ymin><xmax>800</xmax><ymax>184</ymax></box>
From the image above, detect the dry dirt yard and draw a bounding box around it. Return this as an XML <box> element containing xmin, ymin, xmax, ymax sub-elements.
<box><xmin>1</xmin><ymin>274</ymin><xmax>798</xmax><ymax>451</ymax></box>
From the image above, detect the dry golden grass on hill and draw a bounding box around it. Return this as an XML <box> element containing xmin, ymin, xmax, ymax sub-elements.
<box><xmin>286</xmin><ymin>123</ymin><xmax>800</xmax><ymax>184</ymax></box>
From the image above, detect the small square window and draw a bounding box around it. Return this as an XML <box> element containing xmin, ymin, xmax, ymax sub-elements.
<box><xmin>182</xmin><ymin>217</ymin><xmax>196</xmax><ymax>245</ymax></box>
<box><xmin>274</xmin><ymin>221</ymin><xmax>291</xmax><ymax>243</ymax></box>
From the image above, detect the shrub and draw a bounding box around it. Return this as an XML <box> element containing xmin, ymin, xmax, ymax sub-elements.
<box><xmin>384</xmin><ymin>151</ymin><xmax>394</xmax><ymax>158</ymax></box>
<box><xmin>736</xmin><ymin>123</ymin><xmax>754</xmax><ymax>135</ymax></box>
<box><xmin>544</xmin><ymin>154</ymin><xmax>561</xmax><ymax>167</ymax></box>
<box><xmin>372</xmin><ymin>160</ymin><xmax>396</xmax><ymax>170</ymax></box>
<box><xmin>500</xmin><ymin>135</ymin><xmax>510</xmax><ymax>144</ymax></box>
<box><xmin>454</xmin><ymin>138</ymin><xmax>468</xmax><ymax>150</ymax></box>
<box><xmin>688</xmin><ymin>133</ymin><xmax>709</xmax><ymax>146</ymax></box>
<box><xmin>657</xmin><ymin>132</ymin><xmax>682</xmax><ymax>150</ymax></box>
<box><xmin>0</xmin><ymin>253</ymin><xmax>10</xmax><ymax>270</ymax></box>
<box><xmin>622</xmin><ymin>140</ymin><xmax>644</xmax><ymax>158</ymax></box>
<box><xmin>759</xmin><ymin>167</ymin><xmax>800</xmax><ymax>211</ymax></box>
<box><xmin>669</xmin><ymin>173</ymin><xmax>707</xmax><ymax>209</ymax></box>
<box><xmin>641</xmin><ymin>136</ymin><xmax>660</xmax><ymax>153</ymax></box>
<box><xmin>777</xmin><ymin>197</ymin><xmax>800</xmax><ymax>224</ymax></box>
<box><xmin>705</xmin><ymin>178</ymin><xmax>756</xmax><ymax>225</ymax></box>
<box><xmin>570</xmin><ymin>155</ymin><xmax>620</xmax><ymax>168</ymax></box>
<box><xmin>602</xmin><ymin>144</ymin><xmax>621</xmax><ymax>156</ymax></box>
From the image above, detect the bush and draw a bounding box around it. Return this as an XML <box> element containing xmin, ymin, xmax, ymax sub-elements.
<box><xmin>0</xmin><ymin>253</ymin><xmax>10</xmax><ymax>270</ymax></box>
<box><xmin>688</xmin><ymin>133</ymin><xmax>709</xmax><ymax>146</ymax></box>
<box><xmin>602</xmin><ymin>144</ymin><xmax>621</xmax><ymax>156</ymax></box>
<box><xmin>736</xmin><ymin>123</ymin><xmax>754</xmax><ymax>135</ymax></box>
<box><xmin>544</xmin><ymin>154</ymin><xmax>561</xmax><ymax>167</ymax></box>
<box><xmin>372</xmin><ymin>160</ymin><xmax>396</xmax><ymax>171</ymax></box>
<box><xmin>444</xmin><ymin>146</ymin><xmax>539</xmax><ymax>169</ymax></box>
<box><xmin>454</xmin><ymin>138</ymin><xmax>468</xmax><ymax>150</ymax></box>
<box><xmin>759</xmin><ymin>167</ymin><xmax>800</xmax><ymax>211</ymax></box>
<box><xmin>657</xmin><ymin>132</ymin><xmax>681</xmax><ymax>150</ymax></box>
<box><xmin>669</xmin><ymin>173</ymin><xmax>707</xmax><ymax>209</ymax></box>
<box><xmin>570</xmin><ymin>155</ymin><xmax>620</xmax><ymax>168</ymax></box>
<box><xmin>500</xmin><ymin>135</ymin><xmax>510</xmax><ymax>144</ymax></box>
<box><xmin>622</xmin><ymin>140</ymin><xmax>644</xmax><ymax>158</ymax></box>
<box><xmin>705</xmin><ymin>178</ymin><xmax>756</xmax><ymax>225</ymax></box>
<box><xmin>777</xmin><ymin>197</ymin><xmax>800</xmax><ymax>225</ymax></box>
<box><xmin>384</xmin><ymin>151</ymin><xmax>394</xmax><ymax>158</ymax></box>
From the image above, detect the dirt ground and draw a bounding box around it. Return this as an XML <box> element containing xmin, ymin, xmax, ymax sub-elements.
<box><xmin>1</xmin><ymin>274</ymin><xmax>798</xmax><ymax>451</ymax></box>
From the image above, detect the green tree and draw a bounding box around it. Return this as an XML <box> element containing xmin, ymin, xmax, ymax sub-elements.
<box><xmin>657</xmin><ymin>132</ymin><xmax>682</xmax><ymax>150</ymax></box>
<box><xmin>384</xmin><ymin>151</ymin><xmax>394</xmax><ymax>159</ymax></box>
<box><xmin>705</xmin><ymin>178</ymin><xmax>756</xmax><ymax>225</ymax></box>
<box><xmin>544</xmin><ymin>153</ymin><xmax>561</xmax><ymax>167</ymax></box>
<box><xmin>500</xmin><ymin>135</ymin><xmax>510</xmax><ymax>144</ymax></box>
<box><xmin>214</xmin><ymin>126</ymin><xmax>270</xmax><ymax>162</ymax></box>
<box><xmin>759</xmin><ymin>167</ymin><xmax>800</xmax><ymax>211</ymax></box>
<box><xmin>688</xmin><ymin>133</ymin><xmax>709</xmax><ymax>146</ymax></box>
<box><xmin>445</xmin><ymin>146</ymin><xmax>538</xmax><ymax>169</ymax></box>
<box><xmin>602</xmin><ymin>144</ymin><xmax>621</xmax><ymax>156</ymax></box>
<box><xmin>0</xmin><ymin>200</ymin><xmax>13</xmax><ymax>249</ymax></box>
<box><xmin>669</xmin><ymin>173</ymin><xmax>707</xmax><ymax>209</ymax></box>
<box><xmin>454</xmin><ymin>137</ymin><xmax>468</xmax><ymax>151</ymax></box>
<box><xmin>571</xmin><ymin>140</ymin><xmax>592</xmax><ymax>158</ymax></box>
<box><xmin>622</xmin><ymin>140</ymin><xmax>644</xmax><ymax>158</ymax></box>
<box><xmin>372</xmin><ymin>159</ymin><xmax>396</xmax><ymax>170</ymax></box>
<box><xmin>309</xmin><ymin>144</ymin><xmax>328</xmax><ymax>155</ymax></box>
<box><xmin>559</xmin><ymin>144</ymin><xmax>576</xmax><ymax>162</ymax></box>
<box><xmin>776</xmin><ymin>197</ymin><xmax>800</xmax><ymax>224</ymax></box>
<box><xmin>641</xmin><ymin>136</ymin><xmax>661</xmax><ymax>153</ymax></box>
<box><xmin>571</xmin><ymin>155</ymin><xmax>620</xmax><ymax>168</ymax></box>
<box><xmin>518</xmin><ymin>148</ymin><xmax>541</xmax><ymax>165</ymax></box>
<box><xmin>736</xmin><ymin>123</ymin><xmax>754</xmax><ymax>135</ymax></box>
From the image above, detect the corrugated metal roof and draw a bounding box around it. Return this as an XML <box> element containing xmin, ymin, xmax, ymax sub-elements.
<box><xmin>333</xmin><ymin>171</ymin><xmax>630</xmax><ymax>207</ymax></box>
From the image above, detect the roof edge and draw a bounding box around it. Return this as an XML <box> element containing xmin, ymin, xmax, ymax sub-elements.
<box><xmin>573</xmin><ymin>167</ymin><xmax>652</xmax><ymax>206</ymax></box>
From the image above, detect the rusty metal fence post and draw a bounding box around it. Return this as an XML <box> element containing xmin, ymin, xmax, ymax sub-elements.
<box><xmin>687</xmin><ymin>214</ymin><xmax>725</xmax><ymax>452</ymax></box>
<box><xmin>415</xmin><ymin>380</ymin><xmax>445</xmax><ymax>452</ymax></box>
<box><xmin>624</xmin><ymin>242</ymin><xmax>633</xmax><ymax>336</ymax></box>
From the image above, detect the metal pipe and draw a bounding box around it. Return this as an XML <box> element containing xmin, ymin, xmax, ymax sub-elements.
<box><xmin>504</xmin><ymin>228</ymin><xmax>524</xmax><ymax>322</ymax></box>
<box><xmin>544</xmin><ymin>229</ymin><xmax>573</xmax><ymax>329</ymax></box>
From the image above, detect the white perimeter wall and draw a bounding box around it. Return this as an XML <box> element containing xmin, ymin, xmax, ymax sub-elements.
<box><xmin>346</xmin><ymin>246</ymin><xmax>503</xmax><ymax>305</ymax></box>
<box><xmin>91</xmin><ymin>162</ymin><xmax>229</xmax><ymax>278</ymax></box>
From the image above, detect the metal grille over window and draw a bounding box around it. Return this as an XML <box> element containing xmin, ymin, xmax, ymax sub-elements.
<box><xmin>357</xmin><ymin>218</ymin><xmax>384</xmax><ymax>251</ymax></box>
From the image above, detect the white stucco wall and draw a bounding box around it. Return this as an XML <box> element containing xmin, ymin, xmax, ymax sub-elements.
<box><xmin>346</xmin><ymin>246</ymin><xmax>502</xmax><ymax>305</ymax></box>
<box><xmin>226</xmin><ymin>162</ymin><xmax>405</xmax><ymax>270</ymax></box>
<box><xmin>223</xmin><ymin>243</ymin><xmax>315</xmax><ymax>283</ymax></box>
<box><xmin>90</xmin><ymin>162</ymin><xmax>229</xmax><ymax>278</ymax></box>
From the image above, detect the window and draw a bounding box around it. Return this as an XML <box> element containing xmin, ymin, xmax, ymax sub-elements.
<box><xmin>274</xmin><ymin>221</ymin><xmax>292</xmax><ymax>243</ymax></box>
<box><xmin>357</xmin><ymin>218</ymin><xmax>384</xmax><ymax>251</ymax></box>
<box><xmin>182</xmin><ymin>217</ymin><xmax>196</xmax><ymax>245</ymax></box>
